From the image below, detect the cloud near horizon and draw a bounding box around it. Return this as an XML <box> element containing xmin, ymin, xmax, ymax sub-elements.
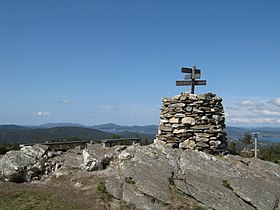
<box><xmin>37</xmin><ymin>111</ymin><xmax>51</xmax><ymax>116</ymax></box>
<box><xmin>59</xmin><ymin>99</ymin><xmax>71</xmax><ymax>104</ymax></box>
<box><xmin>268</xmin><ymin>98</ymin><xmax>280</xmax><ymax>107</ymax></box>
<box><xmin>226</xmin><ymin>97</ymin><xmax>280</xmax><ymax>126</ymax></box>
<box><xmin>238</xmin><ymin>100</ymin><xmax>256</xmax><ymax>106</ymax></box>
<box><xmin>100</xmin><ymin>105</ymin><xmax>119</xmax><ymax>112</ymax></box>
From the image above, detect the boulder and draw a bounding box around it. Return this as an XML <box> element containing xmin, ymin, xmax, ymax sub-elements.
<box><xmin>105</xmin><ymin>144</ymin><xmax>280</xmax><ymax>210</ymax></box>
<box><xmin>0</xmin><ymin>144</ymin><xmax>48</xmax><ymax>182</ymax></box>
<box><xmin>80</xmin><ymin>149</ymin><xmax>103</xmax><ymax>171</ymax></box>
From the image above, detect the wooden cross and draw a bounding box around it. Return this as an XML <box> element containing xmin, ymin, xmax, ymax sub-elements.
<box><xmin>176</xmin><ymin>66</ymin><xmax>207</xmax><ymax>94</ymax></box>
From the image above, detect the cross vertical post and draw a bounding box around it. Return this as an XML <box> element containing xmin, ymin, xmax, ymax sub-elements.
<box><xmin>191</xmin><ymin>66</ymin><xmax>196</xmax><ymax>94</ymax></box>
<box><xmin>176</xmin><ymin>66</ymin><xmax>206</xmax><ymax>94</ymax></box>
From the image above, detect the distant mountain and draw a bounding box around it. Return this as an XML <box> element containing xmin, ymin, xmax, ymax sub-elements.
<box><xmin>91</xmin><ymin>123</ymin><xmax>158</xmax><ymax>134</ymax></box>
<box><xmin>0</xmin><ymin>125</ymin><xmax>26</xmax><ymax>130</ymax></box>
<box><xmin>1</xmin><ymin>123</ymin><xmax>280</xmax><ymax>144</ymax></box>
<box><xmin>0</xmin><ymin>126</ymin><xmax>113</xmax><ymax>144</ymax></box>
<box><xmin>226</xmin><ymin>126</ymin><xmax>248</xmax><ymax>139</ymax></box>
<box><xmin>226</xmin><ymin>126</ymin><xmax>280</xmax><ymax>141</ymax></box>
<box><xmin>0</xmin><ymin>123</ymin><xmax>157</xmax><ymax>144</ymax></box>
<box><xmin>38</xmin><ymin>123</ymin><xmax>86</xmax><ymax>128</ymax></box>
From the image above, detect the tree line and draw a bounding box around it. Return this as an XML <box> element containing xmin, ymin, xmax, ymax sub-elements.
<box><xmin>228</xmin><ymin>132</ymin><xmax>280</xmax><ymax>163</ymax></box>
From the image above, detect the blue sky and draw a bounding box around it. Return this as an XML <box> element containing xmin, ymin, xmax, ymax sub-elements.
<box><xmin>0</xmin><ymin>0</ymin><xmax>280</xmax><ymax>127</ymax></box>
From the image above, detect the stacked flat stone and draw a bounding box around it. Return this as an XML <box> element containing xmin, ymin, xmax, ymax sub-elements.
<box><xmin>155</xmin><ymin>92</ymin><xmax>227</xmax><ymax>152</ymax></box>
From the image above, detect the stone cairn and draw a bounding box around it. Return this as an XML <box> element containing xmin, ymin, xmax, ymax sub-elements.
<box><xmin>155</xmin><ymin>92</ymin><xmax>227</xmax><ymax>152</ymax></box>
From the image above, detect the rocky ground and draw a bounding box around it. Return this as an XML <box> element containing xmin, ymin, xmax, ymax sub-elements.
<box><xmin>106</xmin><ymin>140</ymin><xmax>280</xmax><ymax>210</ymax></box>
<box><xmin>0</xmin><ymin>144</ymin><xmax>120</xmax><ymax>210</ymax></box>
<box><xmin>0</xmin><ymin>173</ymin><xmax>108</xmax><ymax>210</ymax></box>
<box><xmin>1</xmin><ymin>142</ymin><xmax>280</xmax><ymax>210</ymax></box>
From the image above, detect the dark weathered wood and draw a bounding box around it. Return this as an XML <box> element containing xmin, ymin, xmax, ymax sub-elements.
<box><xmin>20</xmin><ymin>140</ymin><xmax>90</xmax><ymax>147</ymax></box>
<box><xmin>101</xmin><ymin>138</ymin><xmax>141</xmax><ymax>147</ymax></box>
<box><xmin>185</xmin><ymin>74</ymin><xmax>200</xmax><ymax>79</ymax></box>
<box><xmin>176</xmin><ymin>80</ymin><xmax>206</xmax><ymax>86</ymax></box>
<box><xmin>101</xmin><ymin>138</ymin><xmax>140</xmax><ymax>143</ymax></box>
<box><xmin>177</xmin><ymin>66</ymin><xmax>206</xmax><ymax>94</ymax></box>
<box><xmin>181</xmin><ymin>67</ymin><xmax>201</xmax><ymax>74</ymax></box>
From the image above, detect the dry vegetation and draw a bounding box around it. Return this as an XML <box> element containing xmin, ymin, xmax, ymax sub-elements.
<box><xmin>0</xmin><ymin>169</ymin><xmax>109</xmax><ymax>210</ymax></box>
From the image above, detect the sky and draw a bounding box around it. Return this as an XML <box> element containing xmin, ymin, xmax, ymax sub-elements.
<box><xmin>0</xmin><ymin>0</ymin><xmax>280</xmax><ymax>127</ymax></box>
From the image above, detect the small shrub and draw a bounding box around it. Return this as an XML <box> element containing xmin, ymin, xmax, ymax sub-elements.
<box><xmin>168</xmin><ymin>177</ymin><xmax>175</xmax><ymax>185</ymax></box>
<box><xmin>193</xmin><ymin>207</ymin><xmax>207</xmax><ymax>210</ymax></box>
<box><xmin>0</xmin><ymin>144</ymin><xmax>20</xmax><ymax>155</ymax></box>
<box><xmin>125</xmin><ymin>177</ymin><xmax>136</xmax><ymax>184</ymax></box>
<box><xmin>0</xmin><ymin>190</ymin><xmax>88</xmax><ymax>210</ymax></box>
<box><xmin>8</xmin><ymin>170</ymin><xmax>26</xmax><ymax>183</ymax></box>
<box><xmin>120</xmin><ymin>200</ymin><xmax>136</xmax><ymax>210</ymax></box>
<box><xmin>222</xmin><ymin>180</ymin><xmax>232</xmax><ymax>190</ymax></box>
<box><xmin>96</xmin><ymin>181</ymin><xmax>112</xmax><ymax>202</ymax></box>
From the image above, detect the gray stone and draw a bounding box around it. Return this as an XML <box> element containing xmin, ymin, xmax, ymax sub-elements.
<box><xmin>171</xmin><ymin>94</ymin><xmax>181</xmax><ymax>100</ymax></box>
<box><xmin>122</xmin><ymin>183</ymin><xmax>163</xmax><ymax>210</ymax></box>
<box><xmin>20</xmin><ymin>144</ymin><xmax>48</xmax><ymax>159</ymax></box>
<box><xmin>160</xmin><ymin>119</ymin><xmax>169</xmax><ymax>124</ymax></box>
<box><xmin>209</xmin><ymin>140</ymin><xmax>221</xmax><ymax>146</ymax></box>
<box><xmin>197</xmin><ymin>94</ymin><xmax>206</xmax><ymax>100</ymax></box>
<box><xmin>174</xmin><ymin>113</ymin><xmax>185</xmax><ymax>118</ymax></box>
<box><xmin>174</xmin><ymin>175</ymin><xmax>255</xmax><ymax>210</ymax></box>
<box><xmin>106</xmin><ymin>144</ymin><xmax>280</xmax><ymax>210</ymax></box>
<box><xmin>193</xmin><ymin>107</ymin><xmax>204</xmax><ymax>113</ymax></box>
<box><xmin>169</xmin><ymin>117</ymin><xmax>179</xmax><ymax>124</ymax></box>
<box><xmin>181</xmin><ymin>117</ymin><xmax>196</xmax><ymax>125</ymax></box>
<box><xmin>160</xmin><ymin>125</ymin><xmax>173</xmax><ymax>132</ymax></box>
<box><xmin>189</xmin><ymin>94</ymin><xmax>197</xmax><ymax>100</ymax></box>
<box><xmin>170</xmin><ymin>103</ymin><xmax>185</xmax><ymax>108</ymax></box>
<box><xmin>0</xmin><ymin>144</ymin><xmax>48</xmax><ymax>182</ymax></box>
<box><xmin>185</xmin><ymin>106</ymin><xmax>193</xmax><ymax>112</ymax></box>
<box><xmin>157</xmin><ymin>92</ymin><xmax>227</xmax><ymax>152</ymax></box>
<box><xmin>196</xmin><ymin>142</ymin><xmax>209</xmax><ymax>148</ymax></box>
<box><xmin>106</xmin><ymin>145</ymin><xmax>173</xmax><ymax>206</ymax></box>
<box><xmin>173</xmin><ymin>129</ymin><xmax>187</xmax><ymax>134</ymax></box>
<box><xmin>106</xmin><ymin>171</ymin><xmax>124</xmax><ymax>200</ymax></box>
<box><xmin>196</xmin><ymin>137</ymin><xmax>209</xmax><ymax>142</ymax></box>
<box><xmin>213</xmin><ymin>114</ymin><xmax>223</xmax><ymax>122</ymax></box>
<box><xmin>229</xmin><ymin>177</ymin><xmax>280</xmax><ymax>210</ymax></box>
<box><xmin>179</xmin><ymin>140</ymin><xmax>196</xmax><ymax>150</ymax></box>
<box><xmin>80</xmin><ymin>149</ymin><xmax>103</xmax><ymax>171</ymax></box>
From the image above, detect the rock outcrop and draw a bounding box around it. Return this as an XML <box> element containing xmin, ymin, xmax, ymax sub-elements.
<box><xmin>2</xmin><ymin>142</ymin><xmax>280</xmax><ymax>209</ymax></box>
<box><xmin>0</xmin><ymin>144</ymin><xmax>48</xmax><ymax>182</ymax></box>
<box><xmin>0</xmin><ymin>144</ymin><xmax>120</xmax><ymax>182</ymax></box>
<box><xmin>106</xmin><ymin>141</ymin><xmax>280</xmax><ymax>210</ymax></box>
<box><xmin>156</xmin><ymin>92</ymin><xmax>227</xmax><ymax>152</ymax></box>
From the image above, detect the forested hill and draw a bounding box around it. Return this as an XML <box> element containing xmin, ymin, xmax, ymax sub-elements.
<box><xmin>1</xmin><ymin>124</ymin><xmax>280</xmax><ymax>144</ymax></box>
<box><xmin>0</xmin><ymin>125</ymin><xmax>156</xmax><ymax>144</ymax></box>
<box><xmin>0</xmin><ymin>126</ymin><xmax>113</xmax><ymax>144</ymax></box>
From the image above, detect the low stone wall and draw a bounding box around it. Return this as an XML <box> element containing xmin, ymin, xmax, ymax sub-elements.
<box><xmin>155</xmin><ymin>92</ymin><xmax>227</xmax><ymax>152</ymax></box>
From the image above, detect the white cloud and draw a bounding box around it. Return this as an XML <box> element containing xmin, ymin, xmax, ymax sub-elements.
<box><xmin>37</xmin><ymin>111</ymin><xmax>50</xmax><ymax>116</ymax></box>
<box><xmin>239</xmin><ymin>100</ymin><xmax>255</xmax><ymax>106</ymax></box>
<box><xmin>225</xmin><ymin>106</ymin><xmax>241</xmax><ymax>111</ymax></box>
<box><xmin>59</xmin><ymin>99</ymin><xmax>71</xmax><ymax>104</ymax></box>
<box><xmin>101</xmin><ymin>105</ymin><xmax>119</xmax><ymax>111</ymax></box>
<box><xmin>268</xmin><ymin>98</ymin><xmax>280</xmax><ymax>106</ymax></box>
<box><xmin>225</xmin><ymin>97</ymin><xmax>280</xmax><ymax>126</ymax></box>
<box><xmin>228</xmin><ymin>117</ymin><xmax>277</xmax><ymax>124</ymax></box>
<box><xmin>251</xmin><ymin>109</ymin><xmax>280</xmax><ymax>116</ymax></box>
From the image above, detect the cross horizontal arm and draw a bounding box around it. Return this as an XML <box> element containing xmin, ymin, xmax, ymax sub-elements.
<box><xmin>181</xmin><ymin>67</ymin><xmax>201</xmax><ymax>74</ymax></box>
<box><xmin>185</xmin><ymin>74</ymin><xmax>201</xmax><ymax>80</ymax></box>
<box><xmin>176</xmin><ymin>80</ymin><xmax>206</xmax><ymax>86</ymax></box>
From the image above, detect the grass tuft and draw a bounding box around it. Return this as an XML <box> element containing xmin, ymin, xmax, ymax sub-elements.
<box><xmin>0</xmin><ymin>189</ymin><xmax>87</xmax><ymax>210</ymax></box>
<box><xmin>96</xmin><ymin>180</ymin><xmax>113</xmax><ymax>203</ymax></box>
<box><xmin>222</xmin><ymin>180</ymin><xmax>233</xmax><ymax>190</ymax></box>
